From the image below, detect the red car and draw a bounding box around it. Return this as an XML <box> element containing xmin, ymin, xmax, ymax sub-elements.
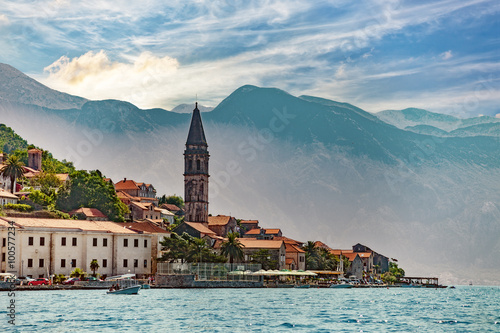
<box><xmin>28</xmin><ymin>278</ymin><xmax>51</xmax><ymax>286</ymax></box>
<box><xmin>62</xmin><ymin>277</ymin><xmax>80</xmax><ymax>285</ymax></box>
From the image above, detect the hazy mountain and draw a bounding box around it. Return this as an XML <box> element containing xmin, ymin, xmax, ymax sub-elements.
<box><xmin>0</xmin><ymin>63</ymin><xmax>87</xmax><ymax>110</ymax></box>
<box><xmin>1</xmin><ymin>65</ymin><xmax>499</xmax><ymax>285</ymax></box>
<box><xmin>172</xmin><ymin>103</ymin><xmax>214</xmax><ymax>113</ymax></box>
<box><xmin>376</xmin><ymin>107</ymin><xmax>500</xmax><ymax>135</ymax></box>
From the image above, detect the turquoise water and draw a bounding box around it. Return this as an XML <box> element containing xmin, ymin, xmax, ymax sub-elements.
<box><xmin>1</xmin><ymin>286</ymin><xmax>499</xmax><ymax>332</ymax></box>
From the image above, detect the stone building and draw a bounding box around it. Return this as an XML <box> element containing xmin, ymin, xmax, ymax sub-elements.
<box><xmin>207</xmin><ymin>215</ymin><xmax>237</xmax><ymax>237</ymax></box>
<box><xmin>184</xmin><ymin>103</ymin><xmax>209</xmax><ymax>224</ymax></box>
<box><xmin>28</xmin><ymin>148</ymin><xmax>42</xmax><ymax>171</ymax></box>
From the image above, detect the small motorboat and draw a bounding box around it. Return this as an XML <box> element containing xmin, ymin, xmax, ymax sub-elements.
<box><xmin>140</xmin><ymin>284</ymin><xmax>151</xmax><ymax>289</ymax></box>
<box><xmin>294</xmin><ymin>284</ymin><xmax>310</xmax><ymax>288</ymax></box>
<box><xmin>107</xmin><ymin>285</ymin><xmax>141</xmax><ymax>295</ymax></box>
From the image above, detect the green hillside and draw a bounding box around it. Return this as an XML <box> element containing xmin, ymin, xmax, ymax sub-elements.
<box><xmin>0</xmin><ymin>123</ymin><xmax>28</xmax><ymax>153</ymax></box>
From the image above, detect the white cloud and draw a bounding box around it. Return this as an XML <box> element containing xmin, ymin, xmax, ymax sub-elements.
<box><xmin>495</xmin><ymin>113</ymin><xmax>500</xmax><ymax>118</ymax></box>
<box><xmin>0</xmin><ymin>14</ymin><xmax>9</xmax><ymax>25</ymax></box>
<box><xmin>441</xmin><ymin>50</ymin><xmax>453</xmax><ymax>60</ymax></box>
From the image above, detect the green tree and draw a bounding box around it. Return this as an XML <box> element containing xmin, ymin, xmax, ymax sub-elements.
<box><xmin>159</xmin><ymin>233</ymin><xmax>225</xmax><ymax>263</ymax></box>
<box><xmin>90</xmin><ymin>259</ymin><xmax>100</xmax><ymax>277</ymax></box>
<box><xmin>0</xmin><ymin>155</ymin><xmax>26</xmax><ymax>193</ymax></box>
<box><xmin>56</xmin><ymin>170</ymin><xmax>129</xmax><ymax>221</ymax></box>
<box><xmin>389</xmin><ymin>262</ymin><xmax>405</xmax><ymax>278</ymax></box>
<box><xmin>164</xmin><ymin>195</ymin><xmax>184</xmax><ymax>208</ymax></box>
<box><xmin>250</xmin><ymin>249</ymin><xmax>278</xmax><ymax>270</ymax></box>
<box><xmin>220</xmin><ymin>232</ymin><xmax>244</xmax><ymax>265</ymax></box>
<box><xmin>70</xmin><ymin>267</ymin><xmax>86</xmax><ymax>279</ymax></box>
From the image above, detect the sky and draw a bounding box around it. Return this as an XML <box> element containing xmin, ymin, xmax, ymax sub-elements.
<box><xmin>0</xmin><ymin>0</ymin><xmax>499</xmax><ymax>117</ymax></box>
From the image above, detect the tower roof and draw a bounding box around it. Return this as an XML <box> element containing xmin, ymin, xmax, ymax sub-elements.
<box><xmin>186</xmin><ymin>102</ymin><xmax>207</xmax><ymax>145</ymax></box>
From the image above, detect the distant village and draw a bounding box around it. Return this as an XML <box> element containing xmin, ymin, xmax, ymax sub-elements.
<box><xmin>0</xmin><ymin>104</ymin><xmax>405</xmax><ymax>287</ymax></box>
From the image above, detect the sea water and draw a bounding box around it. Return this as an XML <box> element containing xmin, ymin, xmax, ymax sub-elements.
<box><xmin>1</xmin><ymin>286</ymin><xmax>499</xmax><ymax>332</ymax></box>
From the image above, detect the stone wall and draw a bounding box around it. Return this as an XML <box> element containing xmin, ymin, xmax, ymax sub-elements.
<box><xmin>156</xmin><ymin>274</ymin><xmax>263</xmax><ymax>288</ymax></box>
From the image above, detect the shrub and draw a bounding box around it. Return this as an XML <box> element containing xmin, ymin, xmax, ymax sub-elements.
<box><xmin>3</xmin><ymin>203</ymin><xmax>33</xmax><ymax>212</ymax></box>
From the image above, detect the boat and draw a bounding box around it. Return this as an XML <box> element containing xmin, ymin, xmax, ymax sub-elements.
<box><xmin>140</xmin><ymin>284</ymin><xmax>151</xmax><ymax>289</ymax></box>
<box><xmin>294</xmin><ymin>284</ymin><xmax>310</xmax><ymax>288</ymax></box>
<box><xmin>330</xmin><ymin>283</ymin><xmax>353</xmax><ymax>289</ymax></box>
<box><xmin>106</xmin><ymin>285</ymin><xmax>141</xmax><ymax>295</ymax></box>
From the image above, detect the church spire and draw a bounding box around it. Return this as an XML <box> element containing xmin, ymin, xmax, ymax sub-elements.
<box><xmin>186</xmin><ymin>102</ymin><xmax>207</xmax><ymax>146</ymax></box>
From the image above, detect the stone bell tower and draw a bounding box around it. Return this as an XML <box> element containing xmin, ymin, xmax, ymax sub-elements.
<box><xmin>184</xmin><ymin>103</ymin><xmax>209</xmax><ymax>224</ymax></box>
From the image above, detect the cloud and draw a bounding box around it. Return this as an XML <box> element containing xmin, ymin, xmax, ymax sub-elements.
<box><xmin>440</xmin><ymin>50</ymin><xmax>453</xmax><ymax>60</ymax></box>
<box><xmin>496</xmin><ymin>113</ymin><xmax>500</xmax><ymax>118</ymax></box>
<box><xmin>0</xmin><ymin>14</ymin><xmax>9</xmax><ymax>25</ymax></box>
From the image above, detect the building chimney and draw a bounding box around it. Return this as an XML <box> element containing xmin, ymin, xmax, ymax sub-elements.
<box><xmin>124</xmin><ymin>178</ymin><xmax>127</xmax><ymax>182</ymax></box>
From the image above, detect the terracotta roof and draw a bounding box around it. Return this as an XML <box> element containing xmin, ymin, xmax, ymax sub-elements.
<box><xmin>355</xmin><ymin>252</ymin><xmax>373</xmax><ymax>258</ymax></box>
<box><xmin>285</xmin><ymin>258</ymin><xmax>294</xmax><ymax>265</ymax></box>
<box><xmin>285</xmin><ymin>243</ymin><xmax>305</xmax><ymax>253</ymax></box>
<box><xmin>122</xmin><ymin>221</ymin><xmax>169</xmax><ymax>234</ymax></box>
<box><xmin>0</xmin><ymin>189</ymin><xmax>18</xmax><ymax>199</ymax></box>
<box><xmin>240</xmin><ymin>220</ymin><xmax>258</xmax><ymax>224</ymax></box>
<box><xmin>208</xmin><ymin>215</ymin><xmax>233</xmax><ymax>226</ymax></box>
<box><xmin>244</xmin><ymin>228</ymin><xmax>262</xmax><ymax>235</ymax></box>
<box><xmin>69</xmin><ymin>207</ymin><xmax>107</xmax><ymax>218</ymax></box>
<box><xmin>115</xmin><ymin>179</ymin><xmax>139</xmax><ymax>190</ymax></box>
<box><xmin>184</xmin><ymin>222</ymin><xmax>216</xmax><ymax>235</ymax></box>
<box><xmin>0</xmin><ymin>217</ymin><xmax>140</xmax><ymax>234</ymax></box>
<box><xmin>343</xmin><ymin>252</ymin><xmax>360</xmax><ymax>262</ymax></box>
<box><xmin>160</xmin><ymin>204</ymin><xmax>181</xmax><ymax>212</ymax></box>
<box><xmin>159</xmin><ymin>209</ymin><xmax>175</xmax><ymax>216</ymax></box>
<box><xmin>273</xmin><ymin>236</ymin><xmax>303</xmax><ymax>246</ymax></box>
<box><xmin>314</xmin><ymin>241</ymin><xmax>333</xmax><ymax>251</ymax></box>
<box><xmin>131</xmin><ymin>201</ymin><xmax>149</xmax><ymax>210</ymax></box>
<box><xmin>265</xmin><ymin>229</ymin><xmax>281</xmax><ymax>234</ymax></box>
<box><xmin>238</xmin><ymin>238</ymin><xmax>284</xmax><ymax>249</ymax></box>
<box><xmin>28</xmin><ymin>148</ymin><xmax>42</xmax><ymax>153</ymax></box>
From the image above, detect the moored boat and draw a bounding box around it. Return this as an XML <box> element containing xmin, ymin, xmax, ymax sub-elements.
<box><xmin>107</xmin><ymin>285</ymin><xmax>141</xmax><ymax>295</ymax></box>
<box><xmin>330</xmin><ymin>283</ymin><xmax>353</xmax><ymax>289</ymax></box>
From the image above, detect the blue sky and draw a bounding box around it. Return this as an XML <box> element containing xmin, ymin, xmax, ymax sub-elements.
<box><xmin>0</xmin><ymin>0</ymin><xmax>499</xmax><ymax>117</ymax></box>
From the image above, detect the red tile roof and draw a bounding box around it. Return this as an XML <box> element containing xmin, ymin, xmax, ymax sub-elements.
<box><xmin>69</xmin><ymin>207</ymin><xmax>107</xmax><ymax>218</ymax></box>
<box><xmin>238</xmin><ymin>238</ymin><xmax>284</xmax><ymax>249</ymax></box>
<box><xmin>160</xmin><ymin>204</ymin><xmax>181</xmax><ymax>212</ymax></box>
<box><xmin>28</xmin><ymin>148</ymin><xmax>42</xmax><ymax>153</ymax></box>
<box><xmin>273</xmin><ymin>236</ymin><xmax>303</xmax><ymax>246</ymax></box>
<box><xmin>184</xmin><ymin>222</ymin><xmax>216</xmax><ymax>235</ymax></box>
<box><xmin>314</xmin><ymin>241</ymin><xmax>333</xmax><ymax>251</ymax></box>
<box><xmin>208</xmin><ymin>215</ymin><xmax>233</xmax><ymax>226</ymax></box>
<box><xmin>244</xmin><ymin>228</ymin><xmax>261</xmax><ymax>235</ymax></box>
<box><xmin>240</xmin><ymin>220</ymin><xmax>258</xmax><ymax>224</ymax></box>
<box><xmin>265</xmin><ymin>229</ymin><xmax>281</xmax><ymax>234</ymax></box>
<box><xmin>285</xmin><ymin>243</ymin><xmax>305</xmax><ymax>253</ymax></box>
<box><xmin>122</xmin><ymin>221</ymin><xmax>169</xmax><ymax>234</ymax></box>
<box><xmin>115</xmin><ymin>179</ymin><xmax>139</xmax><ymax>190</ymax></box>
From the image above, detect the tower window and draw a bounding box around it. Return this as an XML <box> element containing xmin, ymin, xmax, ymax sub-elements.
<box><xmin>197</xmin><ymin>159</ymin><xmax>201</xmax><ymax>170</ymax></box>
<box><xmin>188</xmin><ymin>160</ymin><xmax>192</xmax><ymax>171</ymax></box>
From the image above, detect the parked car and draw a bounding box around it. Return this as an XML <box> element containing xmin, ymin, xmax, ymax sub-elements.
<box><xmin>82</xmin><ymin>276</ymin><xmax>101</xmax><ymax>281</ymax></box>
<box><xmin>14</xmin><ymin>276</ymin><xmax>35</xmax><ymax>285</ymax></box>
<box><xmin>62</xmin><ymin>277</ymin><xmax>80</xmax><ymax>285</ymax></box>
<box><xmin>28</xmin><ymin>278</ymin><xmax>51</xmax><ymax>286</ymax></box>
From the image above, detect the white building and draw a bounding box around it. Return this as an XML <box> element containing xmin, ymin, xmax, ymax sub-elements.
<box><xmin>0</xmin><ymin>189</ymin><xmax>18</xmax><ymax>206</ymax></box>
<box><xmin>0</xmin><ymin>217</ymin><xmax>154</xmax><ymax>278</ymax></box>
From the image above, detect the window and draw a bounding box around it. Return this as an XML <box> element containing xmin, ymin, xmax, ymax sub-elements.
<box><xmin>28</xmin><ymin>237</ymin><xmax>34</xmax><ymax>246</ymax></box>
<box><xmin>188</xmin><ymin>160</ymin><xmax>192</xmax><ymax>171</ymax></box>
<box><xmin>93</xmin><ymin>238</ymin><xmax>98</xmax><ymax>247</ymax></box>
<box><xmin>61</xmin><ymin>237</ymin><xmax>66</xmax><ymax>246</ymax></box>
<box><xmin>144</xmin><ymin>260</ymin><xmax>148</xmax><ymax>268</ymax></box>
<box><xmin>123</xmin><ymin>259</ymin><xmax>128</xmax><ymax>267</ymax></box>
<box><xmin>27</xmin><ymin>259</ymin><xmax>33</xmax><ymax>267</ymax></box>
<box><xmin>134</xmin><ymin>239</ymin><xmax>138</xmax><ymax>247</ymax></box>
<box><xmin>197</xmin><ymin>159</ymin><xmax>201</xmax><ymax>170</ymax></box>
<box><xmin>103</xmin><ymin>238</ymin><xmax>108</xmax><ymax>247</ymax></box>
<box><xmin>61</xmin><ymin>259</ymin><xmax>66</xmax><ymax>268</ymax></box>
<box><xmin>72</xmin><ymin>238</ymin><xmax>77</xmax><ymax>246</ymax></box>
<box><xmin>134</xmin><ymin>259</ymin><xmax>138</xmax><ymax>268</ymax></box>
<box><xmin>71</xmin><ymin>259</ymin><xmax>76</xmax><ymax>267</ymax></box>
<box><xmin>144</xmin><ymin>239</ymin><xmax>148</xmax><ymax>248</ymax></box>
<box><xmin>38</xmin><ymin>274</ymin><xmax>44</xmax><ymax>278</ymax></box>
<box><xmin>39</xmin><ymin>259</ymin><xmax>44</xmax><ymax>268</ymax></box>
<box><xmin>40</xmin><ymin>237</ymin><xmax>45</xmax><ymax>246</ymax></box>
<box><xmin>2</xmin><ymin>237</ymin><xmax>6</xmax><ymax>247</ymax></box>
<box><xmin>102</xmin><ymin>259</ymin><xmax>107</xmax><ymax>268</ymax></box>
<box><xmin>124</xmin><ymin>239</ymin><xmax>128</xmax><ymax>247</ymax></box>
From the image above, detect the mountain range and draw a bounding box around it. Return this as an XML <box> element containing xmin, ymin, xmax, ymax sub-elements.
<box><xmin>1</xmin><ymin>63</ymin><xmax>499</xmax><ymax>285</ymax></box>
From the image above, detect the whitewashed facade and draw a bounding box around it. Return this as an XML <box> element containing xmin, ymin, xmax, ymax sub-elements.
<box><xmin>0</xmin><ymin>217</ymin><xmax>154</xmax><ymax>278</ymax></box>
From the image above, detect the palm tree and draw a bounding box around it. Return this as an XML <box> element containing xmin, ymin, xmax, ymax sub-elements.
<box><xmin>0</xmin><ymin>155</ymin><xmax>26</xmax><ymax>193</ymax></box>
<box><xmin>90</xmin><ymin>259</ymin><xmax>100</xmax><ymax>277</ymax></box>
<box><xmin>220</xmin><ymin>232</ymin><xmax>244</xmax><ymax>266</ymax></box>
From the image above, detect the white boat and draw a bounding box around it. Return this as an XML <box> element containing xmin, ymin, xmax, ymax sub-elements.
<box><xmin>106</xmin><ymin>285</ymin><xmax>141</xmax><ymax>295</ymax></box>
